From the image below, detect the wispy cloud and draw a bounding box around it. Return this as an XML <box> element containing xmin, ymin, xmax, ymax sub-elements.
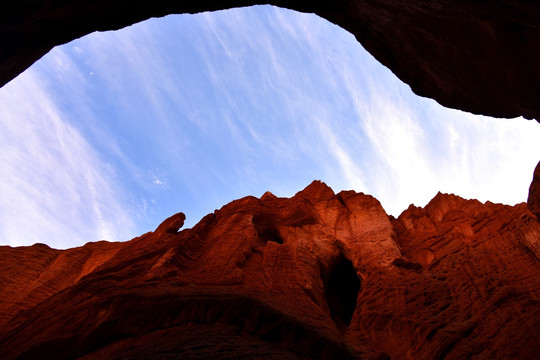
<box><xmin>269</xmin><ymin>6</ymin><xmax>540</xmax><ymax>215</ymax></box>
<box><xmin>2</xmin><ymin>5</ymin><xmax>538</xmax><ymax>250</ymax></box>
<box><xmin>0</xmin><ymin>69</ymin><xmax>135</xmax><ymax>248</ymax></box>
<box><xmin>429</xmin><ymin>108</ymin><xmax>540</xmax><ymax>205</ymax></box>
<box><xmin>338</xmin><ymin>54</ymin><xmax>540</xmax><ymax>215</ymax></box>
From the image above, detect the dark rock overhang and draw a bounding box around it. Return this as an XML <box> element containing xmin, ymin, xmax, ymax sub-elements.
<box><xmin>1</xmin><ymin>1</ymin><xmax>539</xmax><ymax>120</ymax></box>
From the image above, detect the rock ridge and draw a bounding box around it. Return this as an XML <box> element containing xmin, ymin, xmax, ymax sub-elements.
<box><xmin>0</xmin><ymin>181</ymin><xmax>539</xmax><ymax>359</ymax></box>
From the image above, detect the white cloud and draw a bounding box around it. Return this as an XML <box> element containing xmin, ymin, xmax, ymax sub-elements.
<box><xmin>72</xmin><ymin>45</ymin><xmax>84</xmax><ymax>57</ymax></box>
<box><xmin>2</xmin><ymin>4</ymin><xmax>537</xmax><ymax>251</ymax></box>
<box><xmin>350</xmin><ymin>77</ymin><xmax>540</xmax><ymax>215</ymax></box>
<box><xmin>430</xmin><ymin>109</ymin><xmax>540</xmax><ymax>206</ymax></box>
<box><xmin>311</xmin><ymin>115</ymin><xmax>368</xmax><ymax>191</ymax></box>
<box><xmin>0</xmin><ymin>69</ymin><xmax>135</xmax><ymax>249</ymax></box>
<box><xmin>343</xmin><ymin>88</ymin><xmax>436</xmax><ymax>214</ymax></box>
<box><xmin>303</xmin><ymin>11</ymin><xmax>540</xmax><ymax>216</ymax></box>
<box><xmin>153</xmin><ymin>177</ymin><xmax>164</xmax><ymax>185</ymax></box>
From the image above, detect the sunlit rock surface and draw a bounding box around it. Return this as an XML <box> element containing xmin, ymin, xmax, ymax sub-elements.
<box><xmin>1</xmin><ymin>1</ymin><xmax>540</xmax><ymax>120</ymax></box>
<box><xmin>1</xmin><ymin>181</ymin><xmax>539</xmax><ymax>359</ymax></box>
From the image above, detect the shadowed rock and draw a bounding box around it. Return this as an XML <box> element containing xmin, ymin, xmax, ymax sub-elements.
<box><xmin>1</xmin><ymin>1</ymin><xmax>540</xmax><ymax>120</ymax></box>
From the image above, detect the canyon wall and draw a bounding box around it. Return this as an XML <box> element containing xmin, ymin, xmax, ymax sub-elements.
<box><xmin>1</xmin><ymin>181</ymin><xmax>539</xmax><ymax>359</ymax></box>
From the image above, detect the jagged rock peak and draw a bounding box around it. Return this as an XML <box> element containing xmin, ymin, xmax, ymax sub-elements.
<box><xmin>154</xmin><ymin>212</ymin><xmax>186</xmax><ymax>234</ymax></box>
<box><xmin>294</xmin><ymin>180</ymin><xmax>336</xmax><ymax>202</ymax></box>
<box><xmin>260</xmin><ymin>190</ymin><xmax>277</xmax><ymax>201</ymax></box>
<box><xmin>424</xmin><ymin>192</ymin><xmax>481</xmax><ymax>222</ymax></box>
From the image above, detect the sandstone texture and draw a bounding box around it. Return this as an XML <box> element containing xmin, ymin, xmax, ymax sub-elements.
<box><xmin>1</xmin><ymin>181</ymin><xmax>539</xmax><ymax>359</ymax></box>
<box><xmin>1</xmin><ymin>1</ymin><xmax>540</xmax><ymax>120</ymax></box>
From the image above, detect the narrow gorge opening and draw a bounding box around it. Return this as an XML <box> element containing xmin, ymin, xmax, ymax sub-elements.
<box><xmin>323</xmin><ymin>254</ymin><xmax>361</xmax><ymax>330</ymax></box>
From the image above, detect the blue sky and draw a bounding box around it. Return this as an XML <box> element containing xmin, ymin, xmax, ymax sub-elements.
<box><xmin>1</xmin><ymin>6</ymin><xmax>539</xmax><ymax>249</ymax></box>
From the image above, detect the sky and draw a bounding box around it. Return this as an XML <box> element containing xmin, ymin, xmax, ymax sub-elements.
<box><xmin>1</xmin><ymin>6</ymin><xmax>539</xmax><ymax>249</ymax></box>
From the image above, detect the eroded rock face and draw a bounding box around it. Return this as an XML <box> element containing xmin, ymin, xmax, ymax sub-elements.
<box><xmin>0</xmin><ymin>181</ymin><xmax>539</xmax><ymax>359</ymax></box>
<box><xmin>1</xmin><ymin>1</ymin><xmax>540</xmax><ymax>120</ymax></box>
<box><xmin>367</xmin><ymin>194</ymin><xmax>540</xmax><ymax>359</ymax></box>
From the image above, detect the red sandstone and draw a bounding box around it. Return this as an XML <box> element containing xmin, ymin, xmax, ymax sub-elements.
<box><xmin>0</xmin><ymin>181</ymin><xmax>539</xmax><ymax>359</ymax></box>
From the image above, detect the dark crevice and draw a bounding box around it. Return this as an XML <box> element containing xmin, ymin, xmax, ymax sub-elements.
<box><xmin>336</xmin><ymin>193</ymin><xmax>349</xmax><ymax>209</ymax></box>
<box><xmin>322</xmin><ymin>254</ymin><xmax>361</xmax><ymax>330</ymax></box>
<box><xmin>392</xmin><ymin>257</ymin><xmax>422</xmax><ymax>271</ymax></box>
<box><xmin>252</xmin><ymin>214</ymin><xmax>284</xmax><ymax>244</ymax></box>
<box><xmin>258</xmin><ymin>227</ymin><xmax>284</xmax><ymax>244</ymax></box>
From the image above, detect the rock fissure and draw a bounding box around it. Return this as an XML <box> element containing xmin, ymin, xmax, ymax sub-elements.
<box><xmin>322</xmin><ymin>253</ymin><xmax>361</xmax><ymax>330</ymax></box>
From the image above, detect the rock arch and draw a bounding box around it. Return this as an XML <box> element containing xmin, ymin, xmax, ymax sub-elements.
<box><xmin>1</xmin><ymin>1</ymin><xmax>540</xmax><ymax>120</ymax></box>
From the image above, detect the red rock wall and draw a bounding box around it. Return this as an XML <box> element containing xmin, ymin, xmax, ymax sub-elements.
<box><xmin>1</xmin><ymin>182</ymin><xmax>539</xmax><ymax>359</ymax></box>
<box><xmin>0</xmin><ymin>241</ymin><xmax>124</xmax><ymax>328</ymax></box>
